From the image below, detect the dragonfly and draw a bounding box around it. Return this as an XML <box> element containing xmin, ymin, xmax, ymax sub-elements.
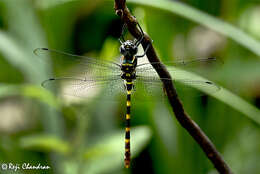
<box><xmin>34</xmin><ymin>23</ymin><xmax>220</xmax><ymax>168</ymax></box>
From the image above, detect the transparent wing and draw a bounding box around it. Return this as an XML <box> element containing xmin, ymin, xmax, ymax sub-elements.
<box><xmin>135</xmin><ymin>57</ymin><xmax>221</xmax><ymax>97</ymax></box>
<box><xmin>133</xmin><ymin>75</ymin><xmax>221</xmax><ymax>99</ymax></box>
<box><xmin>41</xmin><ymin>75</ymin><xmax>125</xmax><ymax>98</ymax></box>
<box><xmin>34</xmin><ymin>48</ymin><xmax>122</xmax><ymax>77</ymax></box>
<box><xmin>136</xmin><ymin>57</ymin><xmax>222</xmax><ymax>74</ymax></box>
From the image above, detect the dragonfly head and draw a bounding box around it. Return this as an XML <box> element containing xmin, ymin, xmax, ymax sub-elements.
<box><xmin>120</xmin><ymin>40</ymin><xmax>138</xmax><ymax>59</ymax></box>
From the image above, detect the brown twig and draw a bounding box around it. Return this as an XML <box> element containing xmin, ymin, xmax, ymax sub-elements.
<box><xmin>114</xmin><ymin>0</ymin><xmax>233</xmax><ymax>173</ymax></box>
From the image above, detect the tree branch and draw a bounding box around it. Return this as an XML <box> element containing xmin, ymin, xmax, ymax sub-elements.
<box><xmin>114</xmin><ymin>0</ymin><xmax>233</xmax><ymax>173</ymax></box>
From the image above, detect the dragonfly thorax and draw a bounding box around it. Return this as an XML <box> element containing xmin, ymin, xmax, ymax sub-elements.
<box><xmin>120</xmin><ymin>40</ymin><xmax>138</xmax><ymax>80</ymax></box>
<box><xmin>120</xmin><ymin>40</ymin><xmax>138</xmax><ymax>60</ymax></box>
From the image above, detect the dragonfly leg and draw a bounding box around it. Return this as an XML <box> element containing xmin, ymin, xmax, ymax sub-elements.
<box><xmin>135</xmin><ymin>43</ymin><xmax>151</xmax><ymax>58</ymax></box>
<box><xmin>134</xmin><ymin>22</ymin><xmax>144</xmax><ymax>47</ymax></box>
<box><xmin>119</xmin><ymin>23</ymin><xmax>127</xmax><ymax>44</ymax></box>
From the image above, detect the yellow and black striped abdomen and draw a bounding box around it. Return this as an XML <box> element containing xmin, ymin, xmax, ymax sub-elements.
<box><xmin>125</xmin><ymin>81</ymin><xmax>133</xmax><ymax>168</ymax></box>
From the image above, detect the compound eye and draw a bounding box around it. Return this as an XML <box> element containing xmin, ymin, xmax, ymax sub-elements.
<box><xmin>130</xmin><ymin>47</ymin><xmax>137</xmax><ymax>54</ymax></box>
<box><xmin>120</xmin><ymin>46</ymin><xmax>125</xmax><ymax>54</ymax></box>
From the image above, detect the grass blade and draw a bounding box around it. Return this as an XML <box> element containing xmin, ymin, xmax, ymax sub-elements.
<box><xmin>128</xmin><ymin>0</ymin><xmax>260</xmax><ymax>57</ymax></box>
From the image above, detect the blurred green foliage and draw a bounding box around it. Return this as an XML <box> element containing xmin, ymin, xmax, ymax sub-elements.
<box><xmin>0</xmin><ymin>0</ymin><xmax>260</xmax><ymax>174</ymax></box>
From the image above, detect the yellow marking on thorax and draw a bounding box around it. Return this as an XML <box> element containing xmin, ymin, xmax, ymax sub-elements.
<box><xmin>122</xmin><ymin>63</ymin><xmax>133</xmax><ymax>66</ymax></box>
<box><xmin>125</xmin><ymin>139</ymin><xmax>130</xmax><ymax>143</ymax></box>
<box><xmin>126</xmin><ymin>82</ymin><xmax>133</xmax><ymax>85</ymax></box>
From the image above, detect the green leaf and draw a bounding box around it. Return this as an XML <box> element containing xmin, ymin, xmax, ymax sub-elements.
<box><xmin>0</xmin><ymin>84</ymin><xmax>61</xmax><ymax>109</ymax></box>
<box><xmin>1</xmin><ymin>0</ymin><xmax>63</xmax><ymax>137</ymax></box>
<box><xmin>35</xmin><ymin>0</ymin><xmax>80</xmax><ymax>9</ymax></box>
<box><xmin>2</xmin><ymin>0</ymin><xmax>47</xmax><ymax>51</ymax></box>
<box><xmin>99</xmin><ymin>37</ymin><xmax>120</xmax><ymax>61</ymax></box>
<box><xmin>21</xmin><ymin>85</ymin><xmax>61</xmax><ymax>109</ymax></box>
<box><xmin>83</xmin><ymin>126</ymin><xmax>152</xmax><ymax>173</ymax></box>
<box><xmin>127</xmin><ymin>0</ymin><xmax>260</xmax><ymax>57</ymax></box>
<box><xmin>35</xmin><ymin>0</ymin><xmax>104</xmax><ymax>9</ymax></box>
<box><xmin>0</xmin><ymin>0</ymin><xmax>51</xmax><ymax>83</ymax></box>
<box><xmin>0</xmin><ymin>31</ymin><xmax>42</xmax><ymax>82</ymax></box>
<box><xmin>19</xmin><ymin>134</ymin><xmax>70</xmax><ymax>155</ymax></box>
<box><xmin>167</xmin><ymin>66</ymin><xmax>260</xmax><ymax>125</ymax></box>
